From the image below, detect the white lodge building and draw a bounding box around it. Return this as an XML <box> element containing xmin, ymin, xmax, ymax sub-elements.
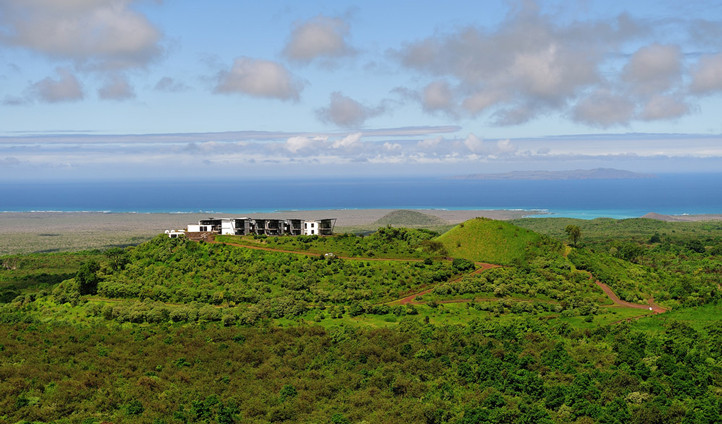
<box><xmin>183</xmin><ymin>217</ymin><xmax>336</xmax><ymax>237</ymax></box>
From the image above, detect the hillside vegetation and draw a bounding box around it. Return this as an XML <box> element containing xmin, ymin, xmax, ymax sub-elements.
<box><xmin>511</xmin><ymin>217</ymin><xmax>722</xmax><ymax>249</ymax></box>
<box><xmin>1</xmin><ymin>219</ymin><xmax>722</xmax><ymax>422</ymax></box>
<box><xmin>436</xmin><ymin>217</ymin><xmax>557</xmax><ymax>265</ymax></box>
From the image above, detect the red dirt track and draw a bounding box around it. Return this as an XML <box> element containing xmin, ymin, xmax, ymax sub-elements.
<box><xmin>594</xmin><ymin>280</ymin><xmax>667</xmax><ymax>314</ymax></box>
<box><xmin>395</xmin><ymin>262</ymin><xmax>500</xmax><ymax>305</ymax></box>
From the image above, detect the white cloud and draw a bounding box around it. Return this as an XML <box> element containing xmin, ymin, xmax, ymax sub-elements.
<box><xmin>622</xmin><ymin>44</ymin><xmax>682</xmax><ymax>95</ymax></box>
<box><xmin>572</xmin><ymin>90</ymin><xmax>636</xmax><ymax>128</ymax></box>
<box><xmin>0</xmin><ymin>0</ymin><xmax>163</xmax><ymax>71</ymax></box>
<box><xmin>383</xmin><ymin>142</ymin><xmax>402</xmax><ymax>152</ymax></box>
<box><xmin>331</xmin><ymin>132</ymin><xmax>362</xmax><ymax>149</ymax></box>
<box><xmin>464</xmin><ymin>133</ymin><xmax>486</xmax><ymax>154</ymax></box>
<box><xmin>282</xmin><ymin>15</ymin><xmax>355</xmax><ymax>64</ymax></box>
<box><xmin>316</xmin><ymin>92</ymin><xmax>384</xmax><ymax>128</ymax></box>
<box><xmin>640</xmin><ymin>95</ymin><xmax>690</xmax><ymax>121</ymax></box>
<box><xmin>29</xmin><ymin>67</ymin><xmax>84</xmax><ymax>103</ymax></box>
<box><xmin>285</xmin><ymin>136</ymin><xmax>316</xmax><ymax>153</ymax></box>
<box><xmin>421</xmin><ymin>81</ymin><xmax>455</xmax><ymax>113</ymax></box>
<box><xmin>417</xmin><ymin>136</ymin><xmax>443</xmax><ymax>149</ymax></box>
<box><xmin>214</xmin><ymin>57</ymin><xmax>304</xmax><ymax>101</ymax></box>
<box><xmin>284</xmin><ymin>135</ymin><xmax>328</xmax><ymax>153</ymax></box>
<box><xmin>98</xmin><ymin>74</ymin><xmax>135</xmax><ymax>101</ymax></box>
<box><xmin>391</xmin><ymin>2</ymin><xmax>612</xmax><ymax>124</ymax></box>
<box><xmin>494</xmin><ymin>139</ymin><xmax>516</xmax><ymax>155</ymax></box>
<box><xmin>390</xmin><ymin>2</ymin><xmax>713</xmax><ymax>127</ymax></box>
<box><xmin>462</xmin><ymin>89</ymin><xmax>507</xmax><ymax>115</ymax></box>
<box><xmin>690</xmin><ymin>53</ymin><xmax>722</xmax><ymax>94</ymax></box>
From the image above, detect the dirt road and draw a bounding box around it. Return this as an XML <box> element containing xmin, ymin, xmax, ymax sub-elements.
<box><xmin>594</xmin><ymin>280</ymin><xmax>667</xmax><ymax>314</ymax></box>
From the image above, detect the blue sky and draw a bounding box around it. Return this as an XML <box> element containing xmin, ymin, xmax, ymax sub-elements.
<box><xmin>1</xmin><ymin>0</ymin><xmax>722</xmax><ymax>179</ymax></box>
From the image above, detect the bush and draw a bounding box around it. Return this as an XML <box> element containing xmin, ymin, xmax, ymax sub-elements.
<box><xmin>452</xmin><ymin>258</ymin><xmax>476</xmax><ymax>273</ymax></box>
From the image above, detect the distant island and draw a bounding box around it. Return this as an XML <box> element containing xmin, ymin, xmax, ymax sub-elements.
<box><xmin>448</xmin><ymin>168</ymin><xmax>657</xmax><ymax>180</ymax></box>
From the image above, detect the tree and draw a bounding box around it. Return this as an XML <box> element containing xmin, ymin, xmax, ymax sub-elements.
<box><xmin>76</xmin><ymin>260</ymin><xmax>101</xmax><ymax>295</ymax></box>
<box><xmin>565</xmin><ymin>225</ymin><xmax>581</xmax><ymax>247</ymax></box>
<box><xmin>452</xmin><ymin>258</ymin><xmax>475</xmax><ymax>273</ymax></box>
<box><xmin>104</xmin><ymin>247</ymin><xmax>128</xmax><ymax>271</ymax></box>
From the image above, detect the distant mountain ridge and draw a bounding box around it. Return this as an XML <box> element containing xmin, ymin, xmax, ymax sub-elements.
<box><xmin>448</xmin><ymin>168</ymin><xmax>657</xmax><ymax>180</ymax></box>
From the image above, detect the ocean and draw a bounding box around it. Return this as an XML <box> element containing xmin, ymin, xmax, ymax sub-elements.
<box><xmin>2</xmin><ymin>173</ymin><xmax>722</xmax><ymax>220</ymax></box>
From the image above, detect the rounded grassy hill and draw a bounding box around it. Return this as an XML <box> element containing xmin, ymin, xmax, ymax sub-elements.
<box><xmin>435</xmin><ymin>217</ymin><xmax>549</xmax><ymax>264</ymax></box>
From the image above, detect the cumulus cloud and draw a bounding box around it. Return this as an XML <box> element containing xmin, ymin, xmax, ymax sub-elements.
<box><xmin>421</xmin><ymin>81</ymin><xmax>455</xmax><ymax>113</ymax></box>
<box><xmin>494</xmin><ymin>139</ymin><xmax>516</xmax><ymax>155</ymax></box>
<box><xmin>154</xmin><ymin>77</ymin><xmax>189</xmax><ymax>92</ymax></box>
<box><xmin>316</xmin><ymin>92</ymin><xmax>385</xmax><ymax>128</ymax></box>
<box><xmin>383</xmin><ymin>142</ymin><xmax>402</xmax><ymax>152</ymax></box>
<box><xmin>28</xmin><ymin>68</ymin><xmax>84</xmax><ymax>103</ymax></box>
<box><xmin>389</xmin><ymin>2</ymin><xmax>712</xmax><ymax>127</ymax></box>
<box><xmin>622</xmin><ymin>44</ymin><xmax>682</xmax><ymax>95</ymax></box>
<box><xmin>464</xmin><ymin>133</ymin><xmax>486</xmax><ymax>154</ymax></box>
<box><xmin>462</xmin><ymin>89</ymin><xmax>507</xmax><ymax>115</ymax></box>
<box><xmin>391</xmin><ymin>2</ymin><xmax>615</xmax><ymax>124</ymax></box>
<box><xmin>690</xmin><ymin>53</ymin><xmax>722</xmax><ymax>94</ymax></box>
<box><xmin>284</xmin><ymin>136</ymin><xmax>314</xmax><ymax>153</ymax></box>
<box><xmin>0</xmin><ymin>0</ymin><xmax>163</xmax><ymax>71</ymax></box>
<box><xmin>98</xmin><ymin>74</ymin><xmax>135</xmax><ymax>100</ymax></box>
<box><xmin>282</xmin><ymin>15</ymin><xmax>355</xmax><ymax>64</ymax></box>
<box><xmin>418</xmin><ymin>136</ymin><xmax>443</xmax><ymax>149</ymax></box>
<box><xmin>214</xmin><ymin>57</ymin><xmax>304</xmax><ymax>101</ymax></box>
<box><xmin>640</xmin><ymin>95</ymin><xmax>690</xmax><ymax>121</ymax></box>
<box><xmin>331</xmin><ymin>132</ymin><xmax>362</xmax><ymax>149</ymax></box>
<box><xmin>572</xmin><ymin>90</ymin><xmax>636</xmax><ymax>128</ymax></box>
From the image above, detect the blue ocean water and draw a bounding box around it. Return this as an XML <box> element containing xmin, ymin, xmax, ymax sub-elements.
<box><xmin>2</xmin><ymin>173</ymin><xmax>722</xmax><ymax>219</ymax></box>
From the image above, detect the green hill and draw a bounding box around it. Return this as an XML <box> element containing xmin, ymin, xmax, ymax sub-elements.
<box><xmin>374</xmin><ymin>210</ymin><xmax>448</xmax><ymax>227</ymax></box>
<box><xmin>436</xmin><ymin>217</ymin><xmax>554</xmax><ymax>264</ymax></box>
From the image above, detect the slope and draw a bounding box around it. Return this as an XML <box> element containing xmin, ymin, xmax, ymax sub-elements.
<box><xmin>435</xmin><ymin>217</ymin><xmax>557</xmax><ymax>265</ymax></box>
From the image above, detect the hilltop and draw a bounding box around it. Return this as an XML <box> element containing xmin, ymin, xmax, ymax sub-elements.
<box><xmin>435</xmin><ymin>217</ymin><xmax>557</xmax><ymax>264</ymax></box>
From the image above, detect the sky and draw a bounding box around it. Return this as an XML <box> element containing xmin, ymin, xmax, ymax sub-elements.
<box><xmin>1</xmin><ymin>0</ymin><xmax>722</xmax><ymax>180</ymax></box>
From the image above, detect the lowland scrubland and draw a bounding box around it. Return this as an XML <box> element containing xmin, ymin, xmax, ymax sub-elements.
<box><xmin>1</xmin><ymin>213</ymin><xmax>722</xmax><ymax>422</ymax></box>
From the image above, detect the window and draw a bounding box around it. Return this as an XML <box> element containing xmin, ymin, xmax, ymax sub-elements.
<box><xmin>304</xmin><ymin>223</ymin><xmax>307</xmax><ymax>229</ymax></box>
<box><xmin>311</xmin><ymin>230</ymin><xmax>314</xmax><ymax>235</ymax></box>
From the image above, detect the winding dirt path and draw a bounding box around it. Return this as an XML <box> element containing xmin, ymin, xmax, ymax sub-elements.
<box><xmin>394</xmin><ymin>262</ymin><xmax>500</xmax><ymax>305</ymax></box>
<box><xmin>594</xmin><ymin>280</ymin><xmax>667</xmax><ymax>314</ymax></box>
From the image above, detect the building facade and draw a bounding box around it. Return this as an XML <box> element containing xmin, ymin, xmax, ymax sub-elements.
<box><xmin>178</xmin><ymin>217</ymin><xmax>336</xmax><ymax>237</ymax></box>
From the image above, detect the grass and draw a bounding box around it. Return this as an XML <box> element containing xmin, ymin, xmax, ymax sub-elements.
<box><xmin>631</xmin><ymin>302</ymin><xmax>722</xmax><ymax>333</ymax></box>
<box><xmin>435</xmin><ymin>218</ymin><xmax>546</xmax><ymax>264</ymax></box>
